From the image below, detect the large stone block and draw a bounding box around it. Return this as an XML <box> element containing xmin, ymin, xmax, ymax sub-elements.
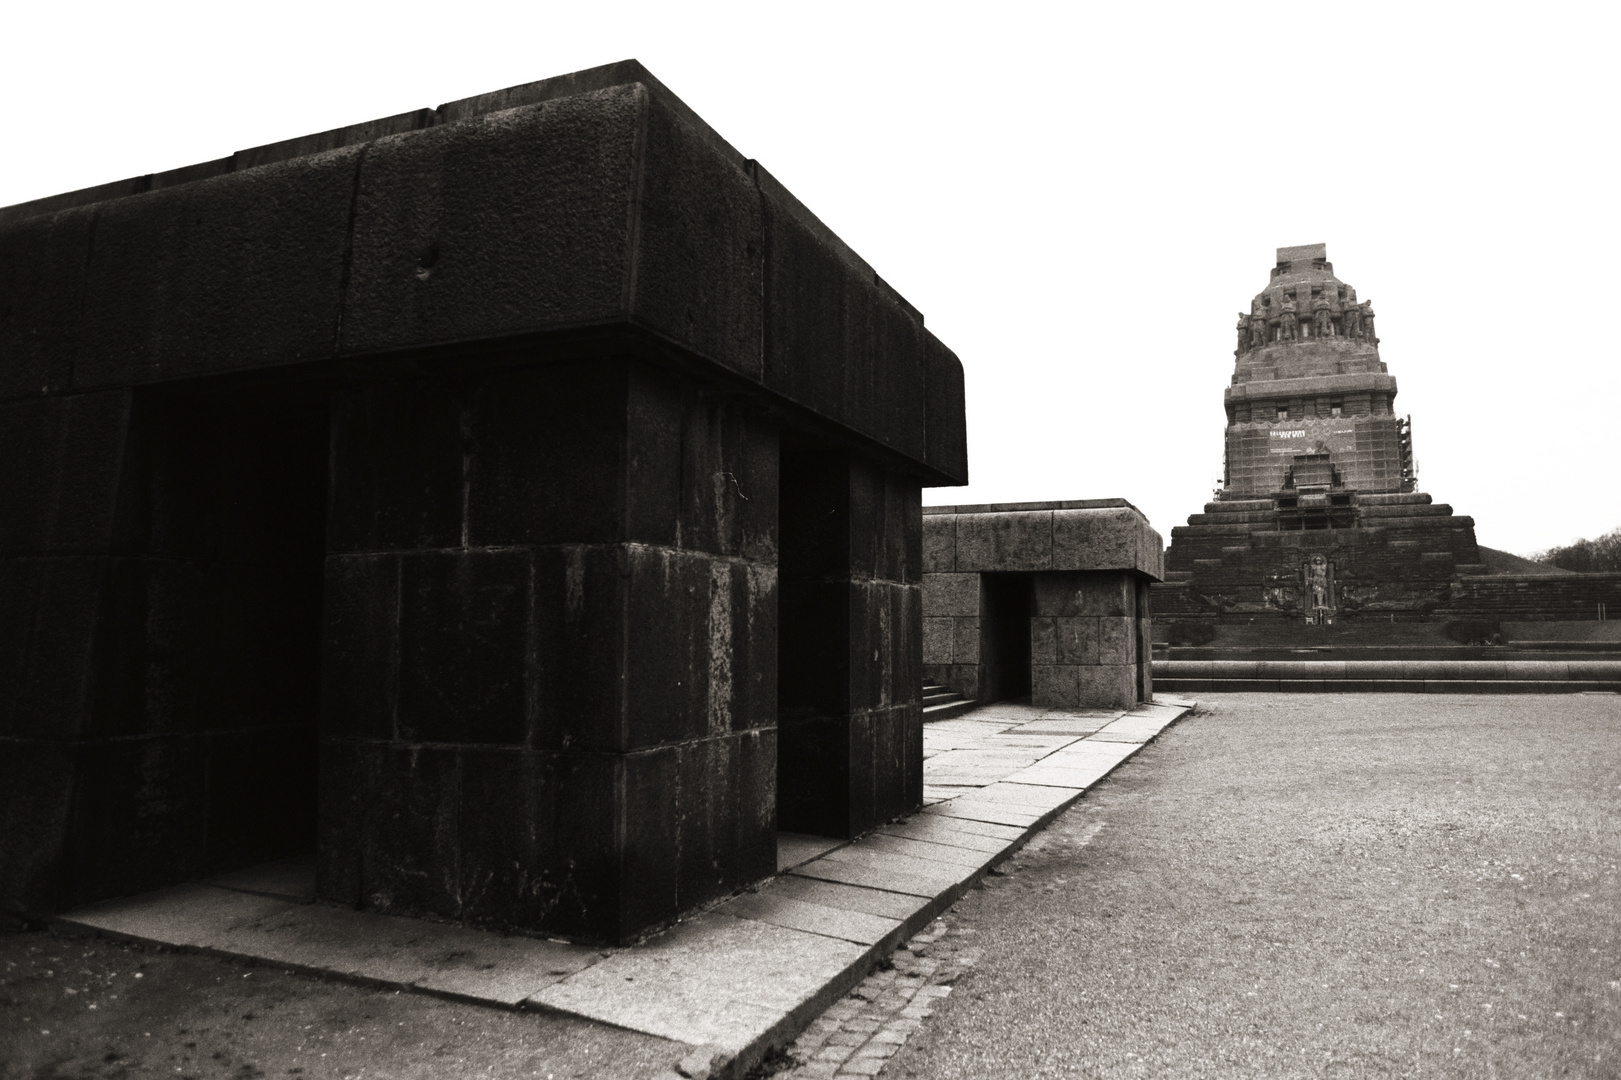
<box><xmin>339</xmin><ymin>88</ymin><xmax>638</xmax><ymax>356</ymax></box>
<box><xmin>0</xmin><ymin>555</ymin><xmax>107</xmax><ymax>740</ymax></box>
<box><xmin>923</xmin><ymin>333</ymin><xmax>969</xmax><ymax>483</ymax></box>
<box><xmin>1055</xmin><ymin>616</ymin><xmax>1101</xmax><ymax>666</ymax></box>
<box><xmin>923</xmin><ymin>572</ymin><xmax>980</xmax><ymax>617</ymax></box>
<box><xmin>317</xmin><ymin>740</ymin><xmax>462</xmax><ymax>919</ymax></box>
<box><xmin>319</xmin><ymin>554</ymin><xmax>401</xmax><ymax>741</ymax></box>
<box><xmin>923</xmin><ymin>616</ymin><xmax>954</xmax><ymax>666</ymax></box>
<box><xmin>761</xmin><ymin>191</ymin><xmax>927</xmax><ymax>465</ymax></box>
<box><xmin>0</xmin><ymin>205</ymin><xmax>96</xmax><ymax>400</ymax></box>
<box><xmin>951</xmin><ymin>616</ymin><xmax>981</xmax><ymax>666</ymax></box>
<box><xmin>0</xmin><ymin>740</ymin><xmax>77</xmax><ymax>914</ymax></box>
<box><xmin>1030</xmin><ymin>616</ymin><xmax>1057</xmax><ymax>665</ymax></box>
<box><xmin>65</xmin><ymin>735</ymin><xmax>210</xmax><ymax>907</ymax></box>
<box><xmin>631</xmin><ymin>95</ymin><xmax>765</xmax><ymax>381</ymax></box>
<box><xmin>922</xmin><ymin>513</ymin><xmax>957</xmax><ymax>573</ymax></box>
<box><xmin>1052</xmin><ymin>507</ymin><xmax>1139</xmax><ymax>571</ymax></box>
<box><xmin>327</xmin><ymin>381</ymin><xmax>464</xmax><ymax>554</ymax></box>
<box><xmin>1079</xmin><ymin>664</ymin><xmax>1138</xmax><ymax>710</ymax></box>
<box><xmin>75</xmin><ymin>146</ymin><xmax>361</xmax><ymax>389</ymax></box>
<box><xmin>397</xmin><ymin>550</ymin><xmax>531</xmax><ymax>746</ymax></box>
<box><xmin>1031</xmin><ymin>664</ymin><xmax>1080</xmax><ymax>709</ymax></box>
<box><xmin>527</xmin><ymin>545</ymin><xmax>628</xmax><ymax>751</ymax></box>
<box><xmin>0</xmin><ymin>391</ymin><xmax>130</xmax><ymax>556</ymax></box>
<box><xmin>1098</xmin><ymin>616</ymin><xmax>1136</xmax><ymax>665</ymax></box>
<box><xmin>466</xmin><ymin>363</ymin><xmax>628</xmax><ymax>547</ymax></box>
<box><xmin>956</xmin><ymin>511</ymin><xmax>1053</xmax><ymax>572</ymax></box>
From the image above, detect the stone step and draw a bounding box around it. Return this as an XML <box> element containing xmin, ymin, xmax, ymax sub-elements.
<box><xmin>923</xmin><ymin>698</ymin><xmax>977</xmax><ymax>722</ymax></box>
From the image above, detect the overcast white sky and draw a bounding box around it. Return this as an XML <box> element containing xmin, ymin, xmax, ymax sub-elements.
<box><xmin>5</xmin><ymin>2</ymin><xmax>1616</xmax><ymax>555</ymax></box>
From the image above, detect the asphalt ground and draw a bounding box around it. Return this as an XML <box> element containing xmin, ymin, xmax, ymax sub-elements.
<box><xmin>883</xmin><ymin>693</ymin><xmax>1621</xmax><ymax>1079</ymax></box>
<box><xmin>0</xmin><ymin>930</ymin><xmax>684</xmax><ymax>1080</ymax></box>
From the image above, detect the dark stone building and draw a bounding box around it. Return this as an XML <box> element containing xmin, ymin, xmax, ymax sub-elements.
<box><xmin>1158</xmin><ymin>245</ymin><xmax>1485</xmax><ymax>631</ymax></box>
<box><xmin>0</xmin><ymin>61</ymin><xmax>968</xmax><ymax>943</ymax></box>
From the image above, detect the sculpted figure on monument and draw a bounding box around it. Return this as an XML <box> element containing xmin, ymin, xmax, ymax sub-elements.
<box><xmin>1313</xmin><ymin>298</ymin><xmax>1333</xmax><ymax>338</ymax></box>
<box><xmin>1361</xmin><ymin>302</ymin><xmax>1377</xmax><ymax>343</ymax></box>
<box><xmin>1342</xmin><ymin>300</ymin><xmax>1362</xmax><ymax>340</ymax></box>
<box><xmin>1237</xmin><ymin>314</ymin><xmax>1251</xmax><ymax>355</ymax></box>
<box><xmin>1250</xmin><ymin>315</ymin><xmax>1267</xmax><ymax>349</ymax></box>
<box><xmin>1278</xmin><ymin>300</ymin><xmax>1298</xmax><ymax>343</ymax></box>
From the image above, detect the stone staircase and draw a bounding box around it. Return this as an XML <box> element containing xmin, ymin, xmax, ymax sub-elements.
<box><xmin>923</xmin><ymin>683</ymin><xmax>975</xmax><ymax>722</ymax></box>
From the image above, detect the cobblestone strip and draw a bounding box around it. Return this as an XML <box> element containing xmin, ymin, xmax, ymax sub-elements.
<box><xmin>770</xmin><ymin>918</ymin><xmax>981</xmax><ymax>1079</ymax></box>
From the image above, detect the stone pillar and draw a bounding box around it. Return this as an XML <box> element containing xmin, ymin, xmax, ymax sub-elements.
<box><xmin>1030</xmin><ymin>571</ymin><xmax>1150</xmax><ymax>710</ymax></box>
<box><xmin>777</xmin><ymin>450</ymin><xmax>923</xmax><ymax>838</ymax></box>
<box><xmin>318</xmin><ymin>358</ymin><xmax>779</xmax><ymax>943</ymax></box>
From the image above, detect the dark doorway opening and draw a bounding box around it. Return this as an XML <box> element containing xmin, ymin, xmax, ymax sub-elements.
<box><xmin>775</xmin><ymin>445</ymin><xmax>850</xmax><ymax>836</ymax></box>
<box><xmin>980</xmin><ymin>572</ymin><xmax>1033</xmax><ymax>703</ymax></box>
<box><xmin>112</xmin><ymin>380</ymin><xmax>330</xmax><ymax>877</ymax></box>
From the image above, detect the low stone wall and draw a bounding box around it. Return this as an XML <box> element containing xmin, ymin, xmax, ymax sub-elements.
<box><xmin>1155</xmin><ymin>659</ymin><xmax>1621</xmax><ymax>693</ymax></box>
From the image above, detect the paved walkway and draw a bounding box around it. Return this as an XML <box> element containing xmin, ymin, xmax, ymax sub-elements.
<box><xmin>867</xmin><ymin>692</ymin><xmax>1621</xmax><ymax>1079</ymax></box>
<box><xmin>44</xmin><ymin>697</ymin><xmax>1192</xmax><ymax>1079</ymax></box>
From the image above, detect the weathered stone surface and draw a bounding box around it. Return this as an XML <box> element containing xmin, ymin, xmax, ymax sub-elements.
<box><xmin>718</xmin><ymin>892</ymin><xmax>901</xmax><ymax>946</ymax></box>
<box><xmin>0</xmin><ymin>61</ymin><xmax>967</xmax><ymax>943</ymax></box>
<box><xmin>955</xmin><ymin>512</ymin><xmax>1052</xmax><ymax>572</ymax></box>
<box><xmin>531</xmin><ymin>913</ymin><xmax>865</xmax><ymax>1050</ymax></box>
<box><xmin>921</xmin><ymin>503</ymin><xmax>1160</xmax><ymax>710</ymax></box>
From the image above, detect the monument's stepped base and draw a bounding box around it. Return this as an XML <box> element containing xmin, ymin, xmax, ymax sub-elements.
<box><xmin>1161</xmin><ymin>492</ymin><xmax>1483</xmax><ymax>620</ymax></box>
<box><xmin>1503</xmin><ymin>620</ymin><xmax>1621</xmax><ymax>643</ymax></box>
<box><xmin>1152</xmin><ymin>658</ymin><xmax>1621</xmax><ymax>694</ymax></box>
<box><xmin>1443</xmin><ymin>573</ymin><xmax>1621</xmax><ymax>621</ymax></box>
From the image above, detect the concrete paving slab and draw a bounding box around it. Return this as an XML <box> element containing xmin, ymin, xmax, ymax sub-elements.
<box><xmin>923</xmin><ymin>800</ymin><xmax>1045</xmax><ymax>829</ymax></box>
<box><xmin>779</xmin><ymin>832</ymin><xmax>845</xmax><ymax>871</ymax></box>
<box><xmin>765</xmin><ymin>876</ymin><xmax>931</xmax><ymax>922</ymax></box>
<box><xmin>875</xmin><ymin>818</ymin><xmax>1019</xmax><ymax>853</ymax></box>
<box><xmin>718</xmin><ymin>892</ymin><xmax>901</xmax><ymax>946</ymax></box>
<box><xmin>789</xmin><ymin>858</ymin><xmax>962</xmax><ymax>898</ymax></box>
<box><xmin>62</xmin><ymin>883</ymin><xmax>600</xmax><ymax>1006</ymax></box>
<box><xmin>924</xmin><ymin>718</ymin><xmax>1016</xmax><ymax>732</ymax></box>
<box><xmin>972</xmin><ymin>781</ymin><xmax>1079</xmax><ymax>811</ymax></box>
<box><xmin>815</xmin><ymin>846</ymin><xmax>974</xmax><ymax>888</ymax></box>
<box><xmin>1008</xmin><ymin>719</ymin><xmax>1114</xmax><ymax>736</ymax></box>
<box><xmin>1044</xmin><ymin>742</ymin><xmax>1138</xmax><ymax>767</ymax></box>
<box><xmin>62</xmin><ymin>883</ymin><xmax>296</xmax><ymax>948</ymax></box>
<box><xmin>853</xmin><ymin>832</ymin><xmax>993</xmax><ymax>869</ymax></box>
<box><xmin>1004</xmin><ymin>763</ymin><xmax>1114</xmax><ymax>789</ymax></box>
<box><xmin>531</xmin><ymin>914</ymin><xmax>865</xmax><ymax>1051</ymax></box>
<box><xmin>1088</xmin><ymin>714</ymin><xmax>1174</xmax><ymax>742</ymax></box>
<box><xmin>219</xmin><ymin>900</ymin><xmax>597</xmax><ymax>1004</ymax></box>
<box><xmin>980</xmin><ymin>734</ymin><xmax>1081</xmax><ymax>750</ymax></box>
<box><xmin>207</xmin><ymin>856</ymin><xmax>316</xmax><ymax>901</ymax></box>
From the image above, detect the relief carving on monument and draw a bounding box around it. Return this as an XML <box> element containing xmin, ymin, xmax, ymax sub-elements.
<box><xmin>1360</xmin><ymin>302</ymin><xmax>1377</xmax><ymax>344</ymax></box>
<box><xmin>1302</xmin><ymin>554</ymin><xmax>1336</xmax><ymax>624</ymax></box>
<box><xmin>1261</xmin><ymin>570</ymin><xmax>1302</xmax><ymax>613</ymax></box>
<box><xmin>1237</xmin><ymin>314</ymin><xmax>1251</xmax><ymax>355</ymax></box>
